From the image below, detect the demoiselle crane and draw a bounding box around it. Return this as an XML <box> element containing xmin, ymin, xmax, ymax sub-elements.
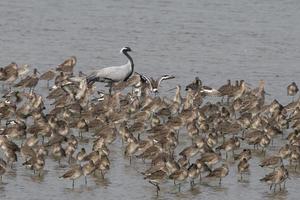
<box><xmin>87</xmin><ymin>47</ymin><xmax>134</xmax><ymax>94</ymax></box>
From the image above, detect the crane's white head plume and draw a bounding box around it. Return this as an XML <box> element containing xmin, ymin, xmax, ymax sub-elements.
<box><xmin>120</xmin><ymin>47</ymin><xmax>132</xmax><ymax>53</ymax></box>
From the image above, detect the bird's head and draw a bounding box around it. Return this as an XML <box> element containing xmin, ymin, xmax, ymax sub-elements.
<box><xmin>120</xmin><ymin>47</ymin><xmax>132</xmax><ymax>53</ymax></box>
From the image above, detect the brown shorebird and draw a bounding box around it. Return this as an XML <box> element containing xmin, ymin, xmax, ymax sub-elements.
<box><xmin>22</xmin><ymin>152</ymin><xmax>45</xmax><ymax>176</ymax></box>
<box><xmin>144</xmin><ymin>169</ymin><xmax>167</xmax><ymax>196</ymax></box>
<box><xmin>51</xmin><ymin>143</ymin><xmax>66</xmax><ymax>165</ymax></box>
<box><xmin>259</xmin><ymin>134</ymin><xmax>271</xmax><ymax>155</ymax></box>
<box><xmin>82</xmin><ymin>160</ymin><xmax>96</xmax><ymax>185</ymax></box>
<box><xmin>169</xmin><ymin>168</ymin><xmax>188</xmax><ymax>192</ymax></box>
<box><xmin>95</xmin><ymin>153</ymin><xmax>110</xmax><ymax>178</ymax></box>
<box><xmin>65</xmin><ymin>142</ymin><xmax>76</xmax><ymax>163</ymax></box>
<box><xmin>1</xmin><ymin>62</ymin><xmax>18</xmax><ymax>88</ymax></box>
<box><xmin>14</xmin><ymin>68</ymin><xmax>39</xmax><ymax>91</ymax></box>
<box><xmin>124</xmin><ymin>137</ymin><xmax>139</xmax><ymax>164</ymax></box>
<box><xmin>56</xmin><ymin>56</ymin><xmax>77</xmax><ymax>73</ymax></box>
<box><xmin>259</xmin><ymin>156</ymin><xmax>283</xmax><ymax>170</ymax></box>
<box><xmin>234</xmin><ymin>149</ymin><xmax>252</xmax><ymax>161</ymax></box>
<box><xmin>199</xmin><ymin>152</ymin><xmax>221</xmax><ymax>168</ymax></box>
<box><xmin>76</xmin><ymin>148</ymin><xmax>86</xmax><ymax>162</ymax></box>
<box><xmin>40</xmin><ymin>70</ymin><xmax>56</xmax><ymax>88</ymax></box>
<box><xmin>179</xmin><ymin>144</ymin><xmax>200</xmax><ymax>160</ymax></box>
<box><xmin>260</xmin><ymin>165</ymin><xmax>289</xmax><ymax>192</ymax></box>
<box><xmin>206</xmin><ymin>163</ymin><xmax>229</xmax><ymax>185</ymax></box>
<box><xmin>20</xmin><ymin>144</ymin><xmax>35</xmax><ymax>162</ymax></box>
<box><xmin>195</xmin><ymin>159</ymin><xmax>212</xmax><ymax>181</ymax></box>
<box><xmin>218</xmin><ymin>79</ymin><xmax>232</xmax><ymax>98</ymax></box>
<box><xmin>227</xmin><ymin>80</ymin><xmax>246</xmax><ymax>100</ymax></box>
<box><xmin>60</xmin><ymin>164</ymin><xmax>83</xmax><ymax>188</ymax></box>
<box><xmin>216</xmin><ymin>137</ymin><xmax>241</xmax><ymax>159</ymax></box>
<box><xmin>289</xmin><ymin>149</ymin><xmax>300</xmax><ymax>171</ymax></box>
<box><xmin>187</xmin><ymin>163</ymin><xmax>200</xmax><ymax>187</ymax></box>
<box><xmin>238</xmin><ymin>158</ymin><xmax>250</xmax><ymax>180</ymax></box>
<box><xmin>17</xmin><ymin>64</ymin><xmax>30</xmax><ymax>78</ymax></box>
<box><xmin>173</xmin><ymin>85</ymin><xmax>182</xmax><ymax>106</ymax></box>
<box><xmin>278</xmin><ymin>144</ymin><xmax>291</xmax><ymax>160</ymax></box>
<box><xmin>111</xmin><ymin>72</ymin><xmax>141</xmax><ymax>91</ymax></box>
<box><xmin>206</xmin><ymin>133</ymin><xmax>218</xmax><ymax>148</ymax></box>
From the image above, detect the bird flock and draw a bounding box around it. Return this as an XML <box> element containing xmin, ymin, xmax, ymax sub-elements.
<box><xmin>0</xmin><ymin>47</ymin><xmax>299</xmax><ymax>197</ymax></box>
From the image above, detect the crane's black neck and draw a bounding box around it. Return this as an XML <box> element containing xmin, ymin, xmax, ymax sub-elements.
<box><xmin>123</xmin><ymin>51</ymin><xmax>134</xmax><ymax>81</ymax></box>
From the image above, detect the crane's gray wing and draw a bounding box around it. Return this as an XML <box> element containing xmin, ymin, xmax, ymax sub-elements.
<box><xmin>87</xmin><ymin>65</ymin><xmax>129</xmax><ymax>83</ymax></box>
<box><xmin>87</xmin><ymin>70</ymin><xmax>113</xmax><ymax>83</ymax></box>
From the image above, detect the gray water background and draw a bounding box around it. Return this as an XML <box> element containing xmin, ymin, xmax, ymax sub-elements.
<box><xmin>0</xmin><ymin>0</ymin><xmax>300</xmax><ymax>199</ymax></box>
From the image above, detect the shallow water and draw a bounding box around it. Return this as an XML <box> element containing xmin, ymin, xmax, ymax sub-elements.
<box><xmin>0</xmin><ymin>0</ymin><xmax>300</xmax><ymax>199</ymax></box>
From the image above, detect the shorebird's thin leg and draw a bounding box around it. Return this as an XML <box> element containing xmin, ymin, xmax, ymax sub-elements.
<box><xmin>109</xmin><ymin>83</ymin><xmax>112</xmax><ymax>95</ymax></box>
<box><xmin>190</xmin><ymin>180</ymin><xmax>194</xmax><ymax>188</ymax></box>
<box><xmin>279</xmin><ymin>183</ymin><xmax>282</xmax><ymax>191</ymax></box>
<box><xmin>149</xmin><ymin>181</ymin><xmax>156</xmax><ymax>187</ymax></box>
<box><xmin>100</xmin><ymin>170</ymin><xmax>104</xmax><ymax>179</ymax></box>
<box><xmin>156</xmin><ymin>184</ymin><xmax>160</xmax><ymax>196</ymax></box>
<box><xmin>149</xmin><ymin>181</ymin><xmax>160</xmax><ymax>196</ymax></box>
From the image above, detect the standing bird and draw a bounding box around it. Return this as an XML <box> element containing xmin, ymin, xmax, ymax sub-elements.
<box><xmin>287</xmin><ymin>82</ymin><xmax>298</xmax><ymax>101</ymax></box>
<box><xmin>17</xmin><ymin>64</ymin><xmax>30</xmax><ymax>78</ymax></box>
<box><xmin>60</xmin><ymin>164</ymin><xmax>83</xmax><ymax>188</ymax></box>
<box><xmin>140</xmin><ymin>74</ymin><xmax>175</xmax><ymax>94</ymax></box>
<box><xmin>1</xmin><ymin>62</ymin><xmax>18</xmax><ymax>88</ymax></box>
<box><xmin>144</xmin><ymin>169</ymin><xmax>167</xmax><ymax>196</ymax></box>
<box><xmin>260</xmin><ymin>165</ymin><xmax>289</xmax><ymax>192</ymax></box>
<box><xmin>206</xmin><ymin>163</ymin><xmax>229</xmax><ymax>185</ymax></box>
<box><xmin>56</xmin><ymin>56</ymin><xmax>77</xmax><ymax>73</ymax></box>
<box><xmin>14</xmin><ymin>68</ymin><xmax>39</xmax><ymax>92</ymax></box>
<box><xmin>238</xmin><ymin>158</ymin><xmax>250</xmax><ymax>180</ymax></box>
<box><xmin>87</xmin><ymin>47</ymin><xmax>134</xmax><ymax>94</ymax></box>
<box><xmin>40</xmin><ymin>70</ymin><xmax>56</xmax><ymax>88</ymax></box>
<box><xmin>82</xmin><ymin>160</ymin><xmax>96</xmax><ymax>185</ymax></box>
